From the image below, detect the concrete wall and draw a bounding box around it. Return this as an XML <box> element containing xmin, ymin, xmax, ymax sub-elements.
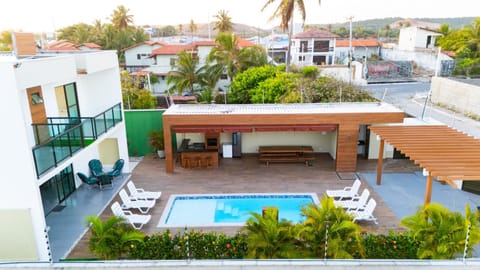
<box><xmin>431</xmin><ymin>76</ymin><xmax>480</xmax><ymax>116</ymax></box>
<box><xmin>381</xmin><ymin>47</ymin><xmax>449</xmax><ymax>73</ymax></box>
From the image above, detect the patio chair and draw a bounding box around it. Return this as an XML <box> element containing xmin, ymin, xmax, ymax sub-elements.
<box><xmin>111</xmin><ymin>201</ymin><xmax>151</xmax><ymax>230</ymax></box>
<box><xmin>127</xmin><ymin>181</ymin><xmax>161</xmax><ymax>201</ymax></box>
<box><xmin>334</xmin><ymin>188</ymin><xmax>370</xmax><ymax>211</ymax></box>
<box><xmin>349</xmin><ymin>198</ymin><xmax>378</xmax><ymax>225</ymax></box>
<box><xmin>77</xmin><ymin>172</ymin><xmax>99</xmax><ymax>188</ymax></box>
<box><xmin>106</xmin><ymin>159</ymin><xmax>124</xmax><ymax>178</ymax></box>
<box><xmin>326</xmin><ymin>179</ymin><xmax>361</xmax><ymax>200</ymax></box>
<box><xmin>119</xmin><ymin>189</ymin><xmax>155</xmax><ymax>214</ymax></box>
<box><xmin>89</xmin><ymin>159</ymin><xmax>114</xmax><ymax>187</ymax></box>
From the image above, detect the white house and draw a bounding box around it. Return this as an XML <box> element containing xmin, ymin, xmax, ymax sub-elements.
<box><xmin>291</xmin><ymin>29</ymin><xmax>338</xmax><ymax>66</ymax></box>
<box><xmin>398</xmin><ymin>26</ymin><xmax>442</xmax><ymax>51</ymax></box>
<box><xmin>123</xmin><ymin>41</ymin><xmax>166</xmax><ymax>72</ymax></box>
<box><xmin>335</xmin><ymin>39</ymin><xmax>380</xmax><ymax>64</ymax></box>
<box><xmin>0</xmin><ymin>33</ymin><xmax>129</xmax><ymax>262</ymax></box>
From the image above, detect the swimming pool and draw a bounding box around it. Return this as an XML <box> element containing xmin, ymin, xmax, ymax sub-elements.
<box><xmin>157</xmin><ymin>193</ymin><xmax>319</xmax><ymax>227</ymax></box>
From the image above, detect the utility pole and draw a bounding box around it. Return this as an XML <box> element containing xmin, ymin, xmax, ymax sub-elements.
<box><xmin>347</xmin><ymin>16</ymin><xmax>354</xmax><ymax>84</ymax></box>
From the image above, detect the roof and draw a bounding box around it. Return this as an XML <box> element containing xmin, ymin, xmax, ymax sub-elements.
<box><xmin>47</xmin><ymin>40</ymin><xmax>78</xmax><ymax>51</ymax></box>
<box><xmin>336</xmin><ymin>39</ymin><xmax>379</xmax><ymax>48</ymax></box>
<box><xmin>390</xmin><ymin>19</ymin><xmax>441</xmax><ymax>31</ymax></box>
<box><xmin>122</xmin><ymin>41</ymin><xmax>167</xmax><ymax>52</ymax></box>
<box><xmin>152</xmin><ymin>44</ymin><xmax>195</xmax><ymax>55</ymax></box>
<box><xmin>163</xmin><ymin>102</ymin><xmax>402</xmax><ymax>115</ymax></box>
<box><xmin>237</xmin><ymin>37</ymin><xmax>255</xmax><ymax>47</ymax></box>
<box><xmin>293</xmin><ymin>29</ymin><xmax>338</xmax><ymax>39</ymax></box>
<box><xmin>80</xmin><ymin>43</ymin><xmax>101</xmax><ymax>49</ymax></box>
<box><xmin>193</xmin><ymin>40</ymin><xmax>216</xmax><ymax>47</ymax></box>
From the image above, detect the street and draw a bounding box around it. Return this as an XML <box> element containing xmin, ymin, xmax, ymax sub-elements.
<box><xmin>362</xmin><ymin>81</ymin><xmax>480</xmax><ymax>138</ymax></box>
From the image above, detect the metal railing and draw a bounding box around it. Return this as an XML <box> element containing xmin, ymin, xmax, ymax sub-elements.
<box><xmin>32</xmin><ymin>103</ymin><xmax>122</xmax><ymax>178</ymax></box>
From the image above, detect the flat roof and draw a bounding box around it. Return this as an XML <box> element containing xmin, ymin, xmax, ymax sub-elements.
<box><xmin>164</xmin><ymin>102</ymin><xmax>403</xmax><ymax>115</ymax></box>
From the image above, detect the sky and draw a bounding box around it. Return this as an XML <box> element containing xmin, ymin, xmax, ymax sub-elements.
<box><xmin>0</xmin><ymin>0</ymin><xmax>478</xmax><ymax>33</ymax></box>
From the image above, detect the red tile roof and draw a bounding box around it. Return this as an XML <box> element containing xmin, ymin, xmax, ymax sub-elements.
<box><xmin>193</xmin><ymin>40</ymin><xmax>216</xmax><ymax>47</ymax></box>
<box><xmin>81</xmin><ymin>43</ymin><xmax>101</xmax><ymax>49</ymax></box>
<box><xmin>152</xmin><ymin>44</ymin><xmax>195</xmax><ymax>55</ymax></box>
<box><xmin>293</xmin><ymin>29</ymin><xmax>338</xmax><ymax>39</ymax></box>
<box><xmin>237</xmin><ymin>37</ymin><xmax>255</xmax><ymax>47</ymax></box>
<box><xmin>47</xmin><ymin>40</ymin><xmax>79</xmax><ymax>51</ymax></box>
<box><xmin>336</xmin><ymin>39</ymin><xmax>380</xmax><ymax>47</ymax></box>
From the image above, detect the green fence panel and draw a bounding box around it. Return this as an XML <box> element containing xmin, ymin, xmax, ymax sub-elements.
<box><xmin>124</xmin><ymin>109</ymin><xmax>177</xmax><ymax>156</ymax></box>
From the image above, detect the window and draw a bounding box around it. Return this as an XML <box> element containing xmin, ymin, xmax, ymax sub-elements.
<box><xmin>31</xmin><ymin>93</ymin><xmax>44</xmax><ymax>104</ymax></box>
<box><xmin>170</xmin><ymin>58</ymin><xmax>177</xmax><ymax>67</ymax></box>
<box><xmin>313</xmin><ymin>40</ymin><xmax>330</xmax><ymax>52</ymax></box>
<box><xmin>137</xmin><ymin>54</ymin><xmax>141</xmax><ymax>60</ymax></box>
<box><xmin>220</xmin><ymin>74</ymin><xmax>228</xmax><ymax>80</ymax></box>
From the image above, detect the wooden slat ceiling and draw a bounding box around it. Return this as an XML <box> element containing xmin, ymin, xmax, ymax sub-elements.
<box><xmin>369</xmin><ymin>125</ymin><xmax>480</xmax><ymax>181</ymax></box>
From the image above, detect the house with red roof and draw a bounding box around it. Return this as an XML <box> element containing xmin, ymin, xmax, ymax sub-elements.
<box><xmin>123</xmin><ymin>41</ymin><xmax>166</xmax><ymax>72</ymax></box>
<box><xmin>335</xmin><ymin>39</ymin><xmax>380</xmax><ymax>64</ymax></box>
<box><xmin>46</xmin><ymin>40</ymin><xmax>101</xmax><ymax>51</ymax></box>
<box><xmin>291</xmin><ymin>29</ymin><xmax>339</xmax><ymax>66</ymax></box>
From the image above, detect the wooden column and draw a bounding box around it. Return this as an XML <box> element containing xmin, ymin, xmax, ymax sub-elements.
<box><xmin>335</xmin><ymin>124</ymin><xmax>359</xmax><ymax>172</ymax></box>
<box><xmin>376</xmin><ymin>139</ymin><xmax>385</xmax><ymax>185</ymax></box>
<box><xmin>424</xmin><ymin>173</ymin><xmax>433</xmax><ymax>206</ymax></box>
<box><xmin>163</xmin><ymin>124</ymin><xmax>174</xmax><ymax>173</ymax></box>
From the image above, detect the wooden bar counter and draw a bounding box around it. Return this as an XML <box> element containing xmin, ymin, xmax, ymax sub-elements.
<box><xmin>179</xmin><ymin>140</ymin><xmax>218</xmax><ymax>169</ymax></box>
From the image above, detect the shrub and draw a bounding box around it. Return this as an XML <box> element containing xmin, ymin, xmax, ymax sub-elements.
<box><xmin>364</xmin><ymin>231</ymin><xmax>419</xmax><ymax>259</ymax></box>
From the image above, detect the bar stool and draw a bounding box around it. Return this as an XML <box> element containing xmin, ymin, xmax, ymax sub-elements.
<box><xmin>205</xmin><ymin>156</ymin><xmax>214</xmax><ymax>168</ymax></box>
<box><xmin>183</xmin><ymin>157</ymin><xmax>192</xmax><ymax>169</ymax></box>
<box><xmin>194</xmin><ymin>156</ymin><xmax>202</xmax><ymax>168</ymax></box>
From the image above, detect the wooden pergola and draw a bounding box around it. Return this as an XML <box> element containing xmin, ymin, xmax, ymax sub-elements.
<box><xmin>370</xmin><ymin>125</ymin><xmax>480</xmax><ymax>206</ymax></box>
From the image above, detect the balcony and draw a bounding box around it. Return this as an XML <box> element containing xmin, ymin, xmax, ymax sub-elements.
<box><xmin>32</xmin><ymin>103</ymin><xmax>122</xmax><ymax>178</ymax></box>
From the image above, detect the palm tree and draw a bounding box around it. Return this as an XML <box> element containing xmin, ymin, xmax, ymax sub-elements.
<box><xmin>110</xmin><ymin>5</ymin><xmax>134</xmax><ymax>29</ymax></box>
<box><xmin>261</xmin><ymin>0</ymin><xmax>321</xmax><ymax>72</ymax></box>
<box><xmin>401</xmin><ymin>203</ymin><xmax>480</xmax><ymax>259</ymax></box>
<box><xmin>167</xmin><ymin>51</ymin><xmax>201</xmax><ymax>95</ymax></box>
<box><xmin>86</xmin><ymin>215</ymin><xmax>144</xmax><ymax>260</ymax></box>
<box><xmin>243</xmin><ymin>208</ymin><xmax>299</xmax><ymax>258</ymax></box>
<box><xmin>213</xmin><ymin>10</ymin><xmax>233</xmax><ymax>33</ymax></box>
<box><xmin>298</xmin><ymin>196</ymin><xmax>364</xmax><ymax>258</ymax></box>
<box><xmin>189</xmin><ymin>19</ymin><xmax>197</xmax><ymax>42</ymax></box>
<box><xmin>208</xmin><ymin>32</ymin><xmax>241</xmax><ymax>81</ymax></box>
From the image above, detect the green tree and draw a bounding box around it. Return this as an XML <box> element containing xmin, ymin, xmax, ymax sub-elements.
<box><xmin>252</xmin><ymin>72</ymin><xmax>298</xmax><ymax>103</ymax></box>
<box><xmin>86</xmin><ymin>215</ymin><xmax>145</xmax><ymax>260</ymax></box>
<box><xmin>297</xmin><ymin>196</ymin><xmax>364</xmax><ymax>259</ymax></box>
<box><xmin>57</xmin><ymin>23</ymin><xmax>95</xmax><ymax>44</ymax></box>
<box><xmin>229</xmin><ymin>65</ymin><xmax>279</xmax><ymax>103</ymax></box>
<box><xmin>401</xmin><ymin>203</ymin><xmax>480</xmax><ymax>259</ymax></box>
<box><xmin>197</xmin><ymin>63</ymin><xmax>224</xmax><ymax>103</ymax></box>
<box><xmin>110</xmin><ymin>5</ymin><xmax>134</xmax><ymax>29</ymax></box>
<box><xmin>238</xmin><ymin>45</ymin><xmax>269</xmax><ymax>72</ymax></box>
<box><xmin>213</xmin><ymin>10</ymin><xmax>233</xmax><ymax>33</ymax></box>
<box><xmin>261</xmin><ymin>0</ymin><xmax>322</xmax><ymax>72</ymax></box>
<box><xmin>121</xmin><ymin>70</ymin><xmax>156</xmax><ymax>109</ymax></box>
<box><xmin>243</xmin><ymin>208</ymin><xmax>299</xmax><ymax>259</ymax></box>
<box><xmin>208</xmin><ymin>32</ymin><xmax>241</xmax><ymax>81</ymax></box>
<box><xmin>167</xmin><ymin>51</ymin><xmax>201</xmax><ymax>95</ymax></box>
<box><xmin>0</xmin><ymin>30</ymin><xmax>12</xmax><ymax>51</ymax></box>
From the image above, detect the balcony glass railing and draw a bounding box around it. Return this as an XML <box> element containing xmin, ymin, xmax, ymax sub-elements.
<box><xmin>32</xmin><ymin>103</ymin><xmax>122</xmax><ymax>178</ymax></box>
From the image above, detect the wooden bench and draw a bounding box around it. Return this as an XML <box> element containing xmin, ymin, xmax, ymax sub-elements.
<box><xmin>258</xmin><ymin>146</ymin><xmax>315</xmax><ymax>166</ymax></box>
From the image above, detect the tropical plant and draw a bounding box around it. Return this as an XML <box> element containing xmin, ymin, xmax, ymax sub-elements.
<box><xmin>229</xmin><ymin>65</ymin><xmax>279</xmax><ymax>103</ymax></box>
<box><xmin>213</xmin><ymin>10</ymin><xmax>233</xmax><ymax>33</ymax></box>
<box><xmin>238</xmin><ymin>45</ymin><xmax>269</xmax><ymax>72</ymax></box>
<box><xmin>400</xmin><ymin>203</ymin><xmax>480</xmax><ymax>259</ymax></box>
<box><xmin>167</xmin><ymin>51</ymin><xmax>201</xmax><ymax>96</ymax></box>
<box><xmin>297</xmin><ymin>196</ymin><xmax>364</xmax><ymax>259</ymax></box>
<box><xmin>86</xmin><ymin>215</ymin><xmax>145</xmax><ymax>260</ymax></box>
<box><xmin>208</xmin><ymin>32</ymin><xmax>241</xmax><ymax>82</ymax></box>
<box><xmin>243</xmin><ymin>207</ymin><xmax>299</xmax><ymax>259</ymax></box>
<box><xmin>197</xmin><ymin>63</ymin><xmax>224</xmax><ymax>103</ymax></box>
<box><xmin>110</xmin><ymin>5</ymin><xmax>134</xmax><ymax>29</ymax></box>
<box><xmin>121</xmin><ymin>70</ymin><xmax>156</xmax><ymax>109</ymax></box>
<box><xmin>252</xmin><ymin>72</ymin><xmax>298</xmax><ymax>103</ymax></box>
<box><xmin>148</xmin><ymin>130</ymin><xmax>165</xmax><ymax>151</ymax></box>
<box><xmin>364</xmin><ymin>231</ymin><xmax>419</xmax><ymax>259</ymax></box>
<box><xmin>261</xmin><ymin>0</ymin><xmax>322</xmax><ymax>72</ymax></box>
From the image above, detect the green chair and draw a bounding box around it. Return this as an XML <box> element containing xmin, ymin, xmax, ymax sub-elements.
<box><xmin>88</xmin><ymin>159</ymin><xmax>114</xmax><ymax>188</ymax></box>
<box><xmin>106</xmin><ymin>159</ymin><xmax>124</xmax><ymax>178</ymax></box>
<box><xmin>77</xmin><ymin>172</ymin><xmax>99</xmax><ymax>188</ymax></box>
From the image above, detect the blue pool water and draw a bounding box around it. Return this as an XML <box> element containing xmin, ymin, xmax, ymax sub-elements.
<box><xmin>158</xmin><ymin>193</ymin><xmax>319</xmax><ymax>227</ymax></box>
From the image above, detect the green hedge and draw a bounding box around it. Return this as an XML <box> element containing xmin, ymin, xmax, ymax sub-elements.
<box><xmin>128</xmin><ymin>230</ymin><xmax>247</xmax><ymax>259</ymax></box>
<box><xmin>364</xmin><ymin>231</ymin><xmax>419</xmax><ymax>259</ymax></box>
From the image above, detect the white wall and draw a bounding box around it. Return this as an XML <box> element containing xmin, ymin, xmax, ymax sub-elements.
<box><xmin>431</xmin><ymin>76</ymin><xmax>480</xmax><ymax>116</ymax></box>
<box><xmin>0</xmin><ymin>63</ymin><xmax>50</xmax><ymax>261</ymax></box>
<box><xmin>124</xmin><ymin>44</ymin><xmax>160</xmax><ymax>67</ymax></box>
<box><xmin>368</xmin><ymin>130</ymin><xmax>394</xmax><ymax>159</ymax></box>
<box><xmin>176</xmin><ymin>131</ymin><xmax>336</xmax><ymax>158</ymax></box>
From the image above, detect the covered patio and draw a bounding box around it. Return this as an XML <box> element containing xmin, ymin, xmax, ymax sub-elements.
<box><xmin>371</xmin><ymin>125</ymin><xmax>480</xmax><ymax>205</ymax></box>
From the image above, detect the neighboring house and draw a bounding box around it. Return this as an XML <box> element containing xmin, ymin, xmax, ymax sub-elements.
<box><xmin>291</xmin><ymin>29</ymin><xmax>339</xmax><ymax>66</ymax></box>
<box><xmin>398</xmin><ymin>26</ymin><xmax>442</xmax><ymax>51</ymax></box>
<box><xmin>0</xmin><ymin>33</ymin><xmax>129</xmax><ymax>262</ymax></box>
<box><xmin>122</xmin><ymin>41</ymin><xmax>166</xmax><ymax>72</ymax></box>
<box><xmin>46</xmin><ymin>40</ymin><xmax>101</xmax><ymax>51</ymax></box>
<box><xmin>145</xmin><ymin>39</ymin><xmax>253</xmax><ymax>94</ymax></box>
<box><xmin>335</xmin><ymin>39</ymin><xmax>380</xmax><ymax>64</ymax></box>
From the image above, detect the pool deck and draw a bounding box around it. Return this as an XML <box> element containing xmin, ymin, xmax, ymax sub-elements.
<box><xmin>66</xmin><ymin>153</ymin><xmax>480</xmax><ymax>259</ymax></box>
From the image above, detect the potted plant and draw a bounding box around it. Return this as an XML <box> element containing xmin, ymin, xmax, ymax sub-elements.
<box><xmin>148</xmin><ymin>130</ymin><xmax>165</xmax><ymax>158</ymax></box>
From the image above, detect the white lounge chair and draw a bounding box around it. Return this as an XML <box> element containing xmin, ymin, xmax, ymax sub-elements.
<box><xmin>119</xmin><ymin>189</ymin><xmax>155</xmax><ymax>214</ymax></box>
<box><xmin>111</xmin><ymin>201</ymin><xmax>151</xmax><ymax>229</ymax></box>
<box><xmin>349</xmin><ymin>198</ymin><xmax>378</xmax><ymax>225</ymax></box>
<box><xmin>335</xmin><ymin>188</ymin><xmax>370</xmax><ymax>211</ymax></box>
<box><xmin>127</xmin><ymin>181</ymin><xmax>161</xmax><ymax>201</ymax></box>
<box><xmin>326</xmin><ymin>179</ymin><xmax>361</xmax><ymax>200</ymax></box>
